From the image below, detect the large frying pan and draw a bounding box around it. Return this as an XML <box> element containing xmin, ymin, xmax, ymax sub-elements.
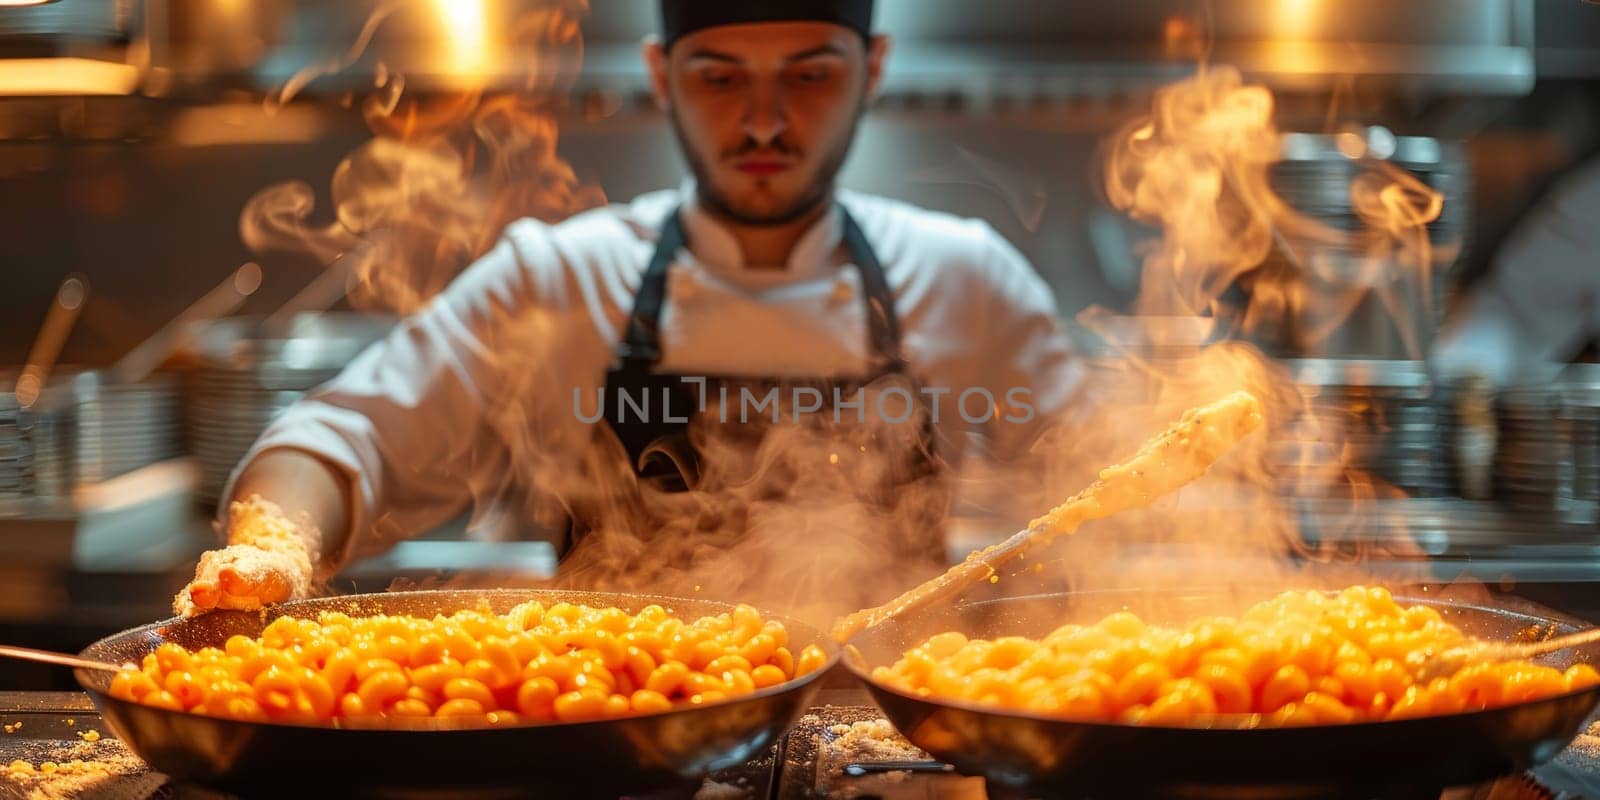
<box><xmin>75</xmin><ymin>589</ymin><xmax>839</xmax><ymax>799</ymax></box>
<box><xmin>844</xmin><ymin>589</ymin><xmax>1600</xmax><ymax>799</ymax></box>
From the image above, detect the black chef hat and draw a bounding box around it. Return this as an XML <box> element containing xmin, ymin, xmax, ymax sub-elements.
<box><xmin>659</xmin><ymin>0</ymin><xmax>875</xmax><ymax>50</ymax></box>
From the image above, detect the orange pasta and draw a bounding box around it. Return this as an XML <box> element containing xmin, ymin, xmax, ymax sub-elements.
<box><xmin>871</xmin><ymin>586</ymin><xmax>1600</xmax><ymax>727</ymax></box>
<box><xmin>109</xmin><ymin>602</ymin><xmax>827</xmax><ymax>728</ymax></box>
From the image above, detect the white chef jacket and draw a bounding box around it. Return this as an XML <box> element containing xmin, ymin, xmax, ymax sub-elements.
<box><xmin>1432</xmin><ymin>157</ymin><xmax>1600</xmax><ymax>387</ymax></box>
<box><xmin>226</xmin><ymin>184</ymin><xmax>1086</xmax><ymax>566</ymax></box>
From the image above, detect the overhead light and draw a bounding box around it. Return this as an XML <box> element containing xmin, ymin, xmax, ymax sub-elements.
<box><xmin>0</xmin><ymin>0</ymin><xmax>61</xmax><ymax>6</ymax></box>
<box><xmin>1274</xmin><ymin>0</ymin><xmax>1321</xmax><ymax>40</ymax></box>
<box><xmin>0</xmin><ymin>58</ymin><xmax>139</xmax><ymax>95</ymax></box>
<box><xmin>433</xmin><ymin>0</ymin><xmax>493</xmax><ymax>79</ymax></box>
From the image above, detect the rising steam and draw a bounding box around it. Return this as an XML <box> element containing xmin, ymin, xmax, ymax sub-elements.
<box><xmin>241</xmin><ymin>0</ymin><xmax>600</xmax><ymax>317</ymax></box>
<box><xmin>1029</xmin><ymin>62</ymin><xmax>1454</xmax><ymax>599</ymax></box>
<box><xmin>242</xmin><ymin>7</ymin><xmax>1455</xmax><ymax>626</ymax></box>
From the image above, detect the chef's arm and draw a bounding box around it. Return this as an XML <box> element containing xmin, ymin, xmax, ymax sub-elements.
<box><xmin>174</xmin><ymin>446</ymin><xmax>361</xmax><ymax>617</ymax></box>
<box><xmin>973</xmin><ymin>231</ymin><xmax>1092</xmax><ymax>465</ymax></box>
<box><xmin>176</xmin><ymin>300</ymin><xmax>508</xmax><ymax>619</ymax></box>
<box><xmin>175</xmin><ymin>219</ymin><xmax>612</xmax><ymax>616</ymax></box>
<box><xmin>943</xmin><ymin>229</ymin><xmax>1096</xmax><ymax>527</ymax></box>
<box><xmin>226</xmin><ymin>448</ymin><xmax>354</xmax><ymax>572</ymax></box>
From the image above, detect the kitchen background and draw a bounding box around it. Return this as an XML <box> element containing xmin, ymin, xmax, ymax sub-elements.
<box><xmin>1</xmin><ymin>0</ymin><xmax>1599</xmax><ymax>688</ymax></box>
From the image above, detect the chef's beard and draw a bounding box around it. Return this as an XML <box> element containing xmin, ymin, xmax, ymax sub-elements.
<box><xmin>670</xmin><ymin>106</ymin><xmax>862</xmax><ymax>227</ymax></box>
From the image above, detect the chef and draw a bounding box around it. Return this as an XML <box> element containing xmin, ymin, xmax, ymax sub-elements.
<box><xmin>176</xmin><ymin>0</ymin><xmax>1087</xmax><ymax>616</ymax></box>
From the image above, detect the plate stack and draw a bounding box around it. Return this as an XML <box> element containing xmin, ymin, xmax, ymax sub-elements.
<box><xmin>1275</xmin><ymin>359</ymin><xmax>1447</xmax><ymax>499</ymax></box>
<box><xmin>0</xmin><ymin>388</ymin><xmax>71</xmax><ymax>516</ymax></box>
<box><xmin>183</xmin><ymin>314</ymin><xmax>394</xmax><ymax>506</ymax></box>
<box><xmin>1493</xmin><ymin>384</ymin><xmax>1569</xmax><ymax>513</ymax></box>
<box><xmin>65</xmin><ymin>371</ymin><xmax>183</xmax><ymax>484</ymax></box>
<box><xmin>0</xmin><ymin>366</ymin><xmax>189</xmax><ymax>516</ymax></box>
<box><xmin>1262</xmin><ymin>130</ymin><xmax>1469</xmax><ymax>359</ymax></box>
<box><xmin>1557</xmin><ymin>365</ymin><xmax>1600</xmax><ymax>517</ymax></box>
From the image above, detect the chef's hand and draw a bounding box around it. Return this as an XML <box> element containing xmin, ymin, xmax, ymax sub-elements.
<box><xmin>174</xmin><ymin>496</ymin><xmax>320</xmax><ymax>618</ymax></box>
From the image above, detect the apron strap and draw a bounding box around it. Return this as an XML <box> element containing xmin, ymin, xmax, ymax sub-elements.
<box><xmin>618</xmin><ymin>203</ymin><xmax>905</xmax><ymax>370</ymax></box>
<box><xmin>618</xmin><ymin>210</ymin><xmax>687</xmax><ymax>365</ymax></box>
<box><xmin>839</xmin><ymin>207</ymin><xmax>907</xmax><ymax>373</ymax></box>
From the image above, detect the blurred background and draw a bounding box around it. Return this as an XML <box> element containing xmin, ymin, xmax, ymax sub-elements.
<box><xmin>1</xmin><ymin>0</ymin><xmax>1600</xmax><ymax>686</ymax></box>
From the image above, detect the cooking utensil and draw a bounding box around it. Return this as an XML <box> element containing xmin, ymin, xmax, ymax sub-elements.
<box><xmin>842</xmin><ymin>760</ymin><xmax>955</xmax><ymax>776</ymax></box>
<box><xmin>0</xmin><ymin>644</ymin><xmax>122</xmax><ymax>673</ymax></box>
<box><xmin>260</xmin><ymin>246</ymin><xmax>363</xmax><ymax>336</ymax></box>
<box><xmin>109</xmin><ymin>263</ymin><xmax>262</xmax><ymax>386</ymax></box>
<box><xmin>832</xmin><ymin>390</ymin><xmax>1265</xmax><ymax>642</ymax></box>
<box><xmin>73</xmin><ymin>589</ymin><xmax>837</xmax><ymax>797</ymax></box>
<box><xmin>844</xmin><ymin>589</ymin><xmax>1600</xmax><ymax>799</ymax></box>
<box><xmin>1416</xmin><ymin>626</ymin><xmax>1600</xmax><ymax>684</ymax></box>
<box><xmin>15</xmin><ymin>275</ymin><xmax>89</xmax><ymax>410</ymax></box>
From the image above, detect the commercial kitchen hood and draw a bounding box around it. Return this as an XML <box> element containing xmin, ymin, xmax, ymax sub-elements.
<box><xmin>141</xmin><ymin>0</ymin><xmax>1545</xmax><ymax>101</ymax></box>
<box><xmin>0</xmin><ymin>0</ymin><xmax>128</xmax><ymax>44</ymax></box>
<box><xmin>0</xmin><ymin>0</ymin><xmax>136</xmax><ymax>94</ymax></box>
<box><xmin>582</xmin><ymin>0</ymin><xmax>1539</xmax><ymax>98</ymax></box>
<box><xmin>2</xmin><ymin>0</ymin><xmax>1595</xmax><ymax>103</ymax></box>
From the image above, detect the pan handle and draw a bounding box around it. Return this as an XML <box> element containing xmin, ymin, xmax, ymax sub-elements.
<box><xmin>842</xmin><ymin>760</ymin><xmax>955</xmax><ymax>776</ymax></box>
<box><xmin>0</xmin><ymin>645</ymin><xmax>124</xmax><ymax>674</ymax></box>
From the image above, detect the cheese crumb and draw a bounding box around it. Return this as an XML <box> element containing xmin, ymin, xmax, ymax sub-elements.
<box><xmin>824</xmin><ymin>719</ymin><xmax>928</xmax><ymax>764</ymax></box>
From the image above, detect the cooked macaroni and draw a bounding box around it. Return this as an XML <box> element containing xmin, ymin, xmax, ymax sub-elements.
<box><xmin>110</xmin><ymin>601</ymin><xmax>828</xmax><ymax>727</ymax></box>
<box><xmin>871</xmin><ymin>586</ymin><xmax>1600</xmax><ymax>727</ymax></box>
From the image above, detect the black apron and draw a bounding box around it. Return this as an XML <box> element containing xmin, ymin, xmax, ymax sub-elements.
<box><xmin>572</xmin><ymin>205</ymin><xmax>947</xmax><ymax>563</ymax></box>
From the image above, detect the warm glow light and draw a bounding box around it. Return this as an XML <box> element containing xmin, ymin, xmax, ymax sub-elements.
<box><xmin>1274</xmin><ymin>0</ymin><xmax>1320</xmax><ymax>41</ymax></box>
<box><xmin>170</xmin><ymin>104</ymin><xmax>328</xmax><ymax>147</ymax></box>
<box><xmin>1258</xmin><ymin>41</ymin><xmax>1339</xmax><ymax>75</ymax></box>
<box><xmin>434</xmin><ymin>0</ymin><xmax>492</xmax><ymax>78</ymax></box>
<box><xmin>0</xmin><ymin>58</ymin><xmax>139</xmax><ymax>95</ymax></box>
<box><xmin>1335</xmin><ymin>130</ymin><xmax>1368</xmax><ymax>160</ymax></box>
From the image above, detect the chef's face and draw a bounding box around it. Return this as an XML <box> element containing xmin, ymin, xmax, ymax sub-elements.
<box><xmin>645</xmin><ymin>23</ymin><xmax>888</xmax><ymax>225</ymax></box>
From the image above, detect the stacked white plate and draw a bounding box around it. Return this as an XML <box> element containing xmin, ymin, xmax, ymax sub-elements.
<box><xmin>1494</xmin><ymin>383</ymin><xmax>1569</xmax><ymax>512</ymax></box>
<box><xmin>0</xmin><ymin>388</ymin><xmax>71</xmax><ymax>515</ymax></box>
<box><xmin>183</xmin><ymin>314</ymin><xmax>395</xmax><ymax>506</ymax></box>
<box><xmin>1490</xmin><ymin>364</ymin><xmax>1600</xmax><ymax>522</ymax></box>
<box><xmin>1274</xmin><ymin>358</ymin><xmax>1446</xmax><ymax>499</ymax></box>
<box><xmin>1558</xmin><ymin>364</ymin><xmax>1600</xmax><ymax>513</ymax></box>
<box><xmin>0</xmin><ymin>367</ymin><xmax>186</xmax><ymax>516</ymax></box>
<box><xmin>65</xmin><ymin>370</ymin><xmax>183</xmax><ymax>484</ymax></box>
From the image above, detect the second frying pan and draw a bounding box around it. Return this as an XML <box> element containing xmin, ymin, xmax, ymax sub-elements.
<box><xmin>844</xmin><ymin>589</ymin><xmax>1600</xmax><ymax>799</ymax></box>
